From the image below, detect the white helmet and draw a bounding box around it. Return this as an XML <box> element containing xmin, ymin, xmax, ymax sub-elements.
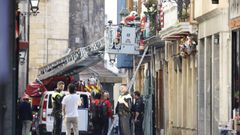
<box><xmin>129</xmin><ymin>11</ymin><xmax>138</xmax><ymax>16</ymax></box>
<box><xmin>88</xmin><ymin>77</ymin><xmax>96</xmax><ymax>85</ymax></box>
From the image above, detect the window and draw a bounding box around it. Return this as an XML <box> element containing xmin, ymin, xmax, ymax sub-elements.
<box><xmin>48</xmin><ymin>94</ymin><xmax>52</xmax><ymax>109</ymax></box>
<box><xmin>80</xmin><ymin>94</ymin><xmax>89</xmax><ymax>109</ymax></box>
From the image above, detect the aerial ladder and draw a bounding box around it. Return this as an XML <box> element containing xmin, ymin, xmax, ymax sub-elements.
<box><xmin>36</xmin><ymin>11</ymin><xmax>161</xmax><ymax>89</ymax></box>
<box><xmin>26</xmin><ymin>11</ymin><xmax>161</xmax><ymax>134</ymax></box>
<box><xmin>37</xmin><ymin>37</ymin><xmax>105</xmax><ymax>81</ymax></box>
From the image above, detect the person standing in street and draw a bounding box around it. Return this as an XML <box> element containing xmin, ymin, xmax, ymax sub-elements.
<box><xmin>133</xmin><ymin>91</ymin><xmax>144</xmax><ymax>135</ymax></box>
<box><xmin>19</xmin><ymin>94</ymin><xmax>33</xmax><ymax>135</ymax></box>
<box><xmin>102</xmin><ymin>91</ymin><xmax>113</xmax><ymax>135</ymax></box>
<box><xmin>92</xmin><ymin>92</ymin><xmax>104</xmax><ymax>134</ymax></box>
<box><xmin>116</xmin><ymin>84</ymin><xmax>132</xmax><ymax>135</ymax></box>
<box><xmin>62</xmin><ymin>83</ymin><xmax>82</xmax><ymax>135</ymax></box>
<box><xmin>52</xmin><ymin>81</ymin><xmax>65</xmax><ymax>135</ymax></box>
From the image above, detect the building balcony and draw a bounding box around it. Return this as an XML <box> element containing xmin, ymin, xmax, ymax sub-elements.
<box><xmin>159</xmin><ymin>1</ymin><xmax>197</xmax><ymax>41</ymax></box>
<box><xmin>159</xmin><ymin>22</ymin><xmax>197</xmax><ymax>41</ymax></box>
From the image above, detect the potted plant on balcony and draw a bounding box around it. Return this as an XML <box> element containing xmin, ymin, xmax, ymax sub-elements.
<box><xmin>144</xmin><ymin>0</ymin><xmax>158</xmax><ymax>36</ymax></box>
<box><xmin>175</xmin><ymin>0</ymin><xmax>190</xmax><ymax>22</ymax></box>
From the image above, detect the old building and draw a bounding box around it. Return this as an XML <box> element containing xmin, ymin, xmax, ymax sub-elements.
<box><xmin>17</xmin><ymin>0</ymin><xmax>31</xmax><ymax>97</ymax></box>
<box><xmin>195</xmin><ymin>0</ymin><xmax>231</xmax><ymax>134</ymax></box>
<box><xmin>29</xmin><ymin>0</ymin><xmax>70</xmax><ymax>82</ymax></box>
<box><xmin>69</xmin><ymin>0</ymin><xmax>105</xmax><ymax>48</ymax></box>
<box><xmin>159</xmin><ymin>1</ymin><xmax>198</xmax><ymax>135</ymax></box>
<box><xmin>29</xmin><ymin>0</ymin><xmax>105</xmax><ymax>82</ymax></box>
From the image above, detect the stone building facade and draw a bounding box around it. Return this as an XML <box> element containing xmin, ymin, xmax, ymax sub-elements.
<box><xmin>158</xmin><ymin>1</ymin><xmax>198</xmax><ymax>134</ymax></box>
<box><xmin>194</xmin><ymin>0</ymin><xmax>231</xmax><ymax>134</ymax></box>
<box><xmin>29</xmin><ymin>0</ymin><xmax>105</xmax><ymax>82</ymax></box>
<box><xmin>69</xmin><ymin>0</ymin><xmax>104</xmax><ymax>48</ymax></box>
<box><xmin>29</xmin><ymin>0</ymin><xmax>69</xmax><ymax>82</ymax></box>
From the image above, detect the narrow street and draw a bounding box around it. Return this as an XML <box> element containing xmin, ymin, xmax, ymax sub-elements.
<box><xmin>0</xmin><ymin>0</ymin><xmax>239</xmax><ymax>135</ymax></box>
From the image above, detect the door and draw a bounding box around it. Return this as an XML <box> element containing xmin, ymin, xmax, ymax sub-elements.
<box><xmin>77</xmin><ymin>93</ymin><xmax>90</xmax><ymax>131</ymax></box>
<box><xmin>46</xmin><ymin>93</ymin><xmax>54</xmax><ymax>132</ymax></box>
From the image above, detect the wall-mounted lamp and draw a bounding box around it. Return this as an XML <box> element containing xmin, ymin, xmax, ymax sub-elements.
<box><xmin>109</xmin><ymin>53</ymin><xmax>117</xmax><ymax>64</ymax></box>
<box><xmin>30</xmin><ymin>0</ymin><xmax>40</xmax><ymax>15</ymax></box>
<box><xmin>19</xmin><ymin>50</ymin><xmax>27</xmax><ymax>65</ymax></box>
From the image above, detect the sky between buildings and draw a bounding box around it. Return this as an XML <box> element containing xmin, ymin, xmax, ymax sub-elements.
<box><xmin>105</xmin><ymin>0</ymin><xmax>117</xmax><ymax>24</ymax></box>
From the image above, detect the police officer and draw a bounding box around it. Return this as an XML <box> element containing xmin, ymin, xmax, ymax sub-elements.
<box><xmin>133</xmin><ymin>91</ymin><xmax>144</xmax><ymax>135</ymax></box>
<box><xmin>52</xmin><ymin>81</ymin><xmax>65</xmax><ymax>135</ymax></box>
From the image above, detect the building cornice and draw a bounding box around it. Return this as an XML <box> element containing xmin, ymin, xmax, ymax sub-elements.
<box><xmin>195</xmin><ymin>8</ymin><xmax>227</xmax><ymax>23</ymax></box>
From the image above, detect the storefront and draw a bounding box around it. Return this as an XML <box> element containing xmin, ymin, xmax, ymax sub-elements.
<box><xmin>232</xmin><ymin>28</ymin><xmax>240</xmax><ymax>114</ymax></box>
<box><xmin>196</xmin><ymin>4</ymin><xmax>230</xmax><ymax>134</ymax></box>
<box><xmin>230</xmin><ymin>0</ymin><xmax>240</xmax><ymax>131</ymax></box>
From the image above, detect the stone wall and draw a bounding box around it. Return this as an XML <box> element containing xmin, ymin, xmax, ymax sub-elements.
<box><xmin>166</xmin><ymin>42</ymin><xmax>198</xmax><ymax>135</ymax></box>
<box><xmin>197</xmin><ymin>8</ymin><xmax>230</xmax><ymax>135</ymax></box>
<box><xmin>29</xmin><ymin>0</ymin><xmax>69</xmax><ymax>82</ymax></box>
<box><xmin>29</xmin><ymin>0</ymin><xmax>105</xmax><ymax>82</ymax></box>
<box><xmin>69</xmin><ymin>0</ymin><xmax>105</xmax><ymax>48</ymax></box>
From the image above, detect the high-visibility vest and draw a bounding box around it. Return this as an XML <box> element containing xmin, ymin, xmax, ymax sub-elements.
<box><xmin>52</xmin><ymin>91</ymin><xmax>63</xmax><ymax>112</ymax></box>
<box><xmin>85</xmin><ymin>85</ymin><xmax>100</xmax><ymax>93</ymax></box>
<box><xmin>52</xmin><ymin>91</ymin><xmax>63</xmax><ymax>101</ymax></box>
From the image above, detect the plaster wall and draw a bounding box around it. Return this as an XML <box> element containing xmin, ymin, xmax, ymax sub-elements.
<box><xmin>165</xmin><ymin>42</ymin><xmax>198</xmax><ymax>135</ymax></box>
<box><xmin>194</xmin><ymin>0</ymin><xmax>228</xmax><ymax>19</ymax></box>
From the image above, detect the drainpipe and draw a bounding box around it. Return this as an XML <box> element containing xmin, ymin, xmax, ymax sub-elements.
<box><xmin>27</xmin><ymin>0</ymin><xmax>30</xmax><ymax>86</ymax></box>
<box><xmin>150</xmin><ymin>46</ymin><xmax>155</xmax><ymax>135</ymax></box>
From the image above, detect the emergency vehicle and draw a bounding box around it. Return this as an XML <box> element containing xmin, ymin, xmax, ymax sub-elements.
<box><xmin>25</xmin><ymin>11</ymin><xmax>157</xmax><ymax>134</ymax></box>
<box><xmin>35</xmin><ymin>91</ymin><xmax>90</xmax><ymax>135</ymax></box>
<box><xmin>25</xmin><ymin>37</ymin><xmax>105</xmax><ymax>135</ymax></box>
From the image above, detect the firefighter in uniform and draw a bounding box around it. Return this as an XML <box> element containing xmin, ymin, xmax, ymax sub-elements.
<box><xmin>52</xmin><ymin>81</ymin><xmax>65</xmax><ymax>135</ymax></box>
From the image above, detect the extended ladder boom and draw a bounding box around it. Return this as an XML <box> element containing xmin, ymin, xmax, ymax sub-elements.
<box><xmin>37</xmin><ymin>37</ymin><xmax>105</xmax><ymax>80</ymax></box>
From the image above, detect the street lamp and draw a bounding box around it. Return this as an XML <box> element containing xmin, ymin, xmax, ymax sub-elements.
<box><xmin>106</xmin><ymin>20</ymin><xmax>117</xmax><ymax>64</ymax></box>
<box><xmin>30</xmin><ymin>0</ymin><xmax>40</xmax><ymax>15</ymax></box>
